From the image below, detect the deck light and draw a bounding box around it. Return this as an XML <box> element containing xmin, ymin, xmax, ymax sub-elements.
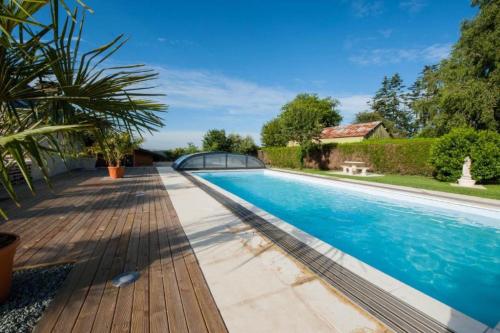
<box><xmin>112</xmin><ymin>271</ymin><xmax>140</xmax><ymax>287</ymax></box>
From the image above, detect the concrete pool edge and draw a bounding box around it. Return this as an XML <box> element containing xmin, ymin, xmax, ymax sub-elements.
<box><xmin>188</xmin><ymin>169</ymin><xmax>493</xmax><ymax>333</ymax></box>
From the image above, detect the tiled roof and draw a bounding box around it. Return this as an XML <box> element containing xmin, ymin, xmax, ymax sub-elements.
<box><xmin>321</xmin><ymin>121</ymin><xmax>382</xmax><ymax>139</ymax></box>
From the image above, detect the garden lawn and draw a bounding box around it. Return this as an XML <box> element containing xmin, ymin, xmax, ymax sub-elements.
<box><xmin>295</xmin><ymin>169</ymin><xmax>500</xmax><ymax>200</ymax></box>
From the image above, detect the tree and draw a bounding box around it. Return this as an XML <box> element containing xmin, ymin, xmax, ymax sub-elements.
<box><xmin>202</xmin><ymin>129</ymin><xmax>230</xmax><ymax>151</ymax></box>
<box><xmin>202</xmin><ymin>130</ymin><xmax>257</xmax><ymax>154</ymax></box>
<box><xmin>370</xmin><ymin>74</ymin><xmax>416</xmax><ymax>136</ymax></box>
<box><xmin>280</xmin><ymin>93</ymin><xmax>342</xmax><ymax>144</ymax></box>
<box><xmin>228</xmin><ymin>134</ymin><xmax>258</xmax><ymax>155</ymax></box>
<box><xmin>407</xmin><ymin>66</ymin><xmax>441</xmax><ymax>136</ymax></box>
<box><xmin>185</xmin><ymin>142</ymin><xmax>199</xmax><ymax>154</ymax></box>
<box><xmin>354</xmin><ymin>111</ymin><xmax>383</xmax><ymax>123</ymax></box>
<box><xmin>261</xmin><ymin>118</ymin><xmax>287</xmax><ymax>147</ymax></box>
<box><xmin>410</xmin><ymin>0</ymin><xmax>499</xmax><ymax>135</ymax></box>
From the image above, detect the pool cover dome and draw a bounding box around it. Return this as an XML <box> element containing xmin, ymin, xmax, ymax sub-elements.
<box><xmin>172</xmin><ymin>152</ymin><xmax>265</xmax><ymax>170</ymax></box>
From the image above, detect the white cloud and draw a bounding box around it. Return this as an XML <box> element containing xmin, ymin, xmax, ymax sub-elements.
<box><xmin>350</xmin><ymin>0</ymin><xmax>383</xmax><ymax>17</ymax></box>
<box><xmin>155</xmin><ymin>38</ymin><xmax>196</xmax><ymax>47</ymax></box>
<box><xmin>400</xmin><ymin>0</ymin><xmax>427</xmax><ymax>14</ymax></box>
<box><xmin>422</xmin><ymin>44</ymin><xmax>451</xmax><ymax>61</ymax></box>
<box><xmin>338</xmin><ymin>95</ymin><xmax>372</xmax><ymax>122</ymax></box>
<box><xmin>151</xmin><ymin>66</ymin><xmax>294</xmax><ymax>116</ymax></box>
<box><xmin>349</xmin><ymin>43</ymin><xmax>451</xmax><ymax>65</ymax></box>
<box><xmin>139</xmin><ymin>66</ymin><xmax>372</xmax><ymax>149</ymax></box>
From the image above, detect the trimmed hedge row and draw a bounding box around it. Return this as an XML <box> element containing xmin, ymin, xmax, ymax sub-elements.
<box><xmin>332</xmin><ymin>138</ymin><xmax>437</xmax><ymax>176</ymax></box>
<box><xmin>260</xmin><ymin>146</ymin><xmax>302</xmax><ymax>169</ymax></box>
<box><xmin>260</xmin><ymin>138</ymin><xmax>437</xmax><ymax>176</ymax></box>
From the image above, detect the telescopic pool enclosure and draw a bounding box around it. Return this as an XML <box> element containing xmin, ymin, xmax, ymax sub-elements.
<box><xmin>172</xmin><ymin>152</ymin><xmax>265</xmax><ymax>170</ymax></box>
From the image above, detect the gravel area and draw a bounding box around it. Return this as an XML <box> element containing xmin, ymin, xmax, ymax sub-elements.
<box><xmin>0</xmin><ymin>264</ymin><xmax>73</xmax><ymax>333</ymax></box>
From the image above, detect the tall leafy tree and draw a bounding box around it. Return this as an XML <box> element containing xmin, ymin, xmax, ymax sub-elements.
<box><xmin>202</xmin><ymin>129</ymin><xmax>230</xmax><ymax>151</ymax></box>
<box><xmin>280</xmin><ymin>93</ymin><xmax>342</xmax><ymax>144</ymax></box>
<box><xmin>407</xmin><ymin>66</ymin><xmax>442</xmax><ymax>136</ymax></box>
<box><xmin>410</xmin><ymin>0</ymin><xmax>499</xmax><ymax>135</ymax></box>
<box><xmin>261</xmin><ymin>117</ymin><xmax>287</xmax><ymax>147</ymax></box>
<box><xmin>202</xmin><ymin>129</ymin><xmax>258</xmax><ymax>154</ymax></box>
<box><xmin>227</xmin><ymin>134</ymin><xmax>258</xmax><ymax>155</ymax></box>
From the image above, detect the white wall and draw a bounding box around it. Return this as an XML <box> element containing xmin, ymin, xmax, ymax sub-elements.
<box><xmin>30</xmin><ymin>155</ymin><xmax>96</xmax><ymax>181</ymax></box>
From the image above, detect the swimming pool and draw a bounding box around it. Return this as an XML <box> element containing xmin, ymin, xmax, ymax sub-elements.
<box><xmin>195</xmin><ymin>170</ymin><xmax>500</xmax><ymax>327</ymax></box>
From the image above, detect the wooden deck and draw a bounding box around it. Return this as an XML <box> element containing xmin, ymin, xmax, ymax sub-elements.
<box><xmin>0</xmin><ymin>167</ymin><xmax>227</xmax><ymax>333</ymax></box>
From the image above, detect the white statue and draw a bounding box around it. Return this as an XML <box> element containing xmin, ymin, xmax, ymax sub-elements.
<box><xmin>457</xmin><ymin>156</ymin><xmax>476</xmax><ymax>187</ymax></box>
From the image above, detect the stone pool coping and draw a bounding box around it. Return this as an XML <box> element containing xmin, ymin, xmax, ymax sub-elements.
<box><xmin>188</xmin><ymin>168</ymin><xmax>497</xmax><ymax>333</ymax></box>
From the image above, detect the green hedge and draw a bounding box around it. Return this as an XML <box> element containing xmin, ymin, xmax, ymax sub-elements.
<box><xmin>261</xmin><ymin>139</ymin><xmax>437</xmax><ymax>176</ymax></box>
<box><xmin>261</xmin><ymin>146</ymin><xmax>302</xmax><ymax>169</ymax></box>
<box><xmin>334</xmin><ymin>138</ymin><xmax>437</xmax><ymax>176</ymax></box>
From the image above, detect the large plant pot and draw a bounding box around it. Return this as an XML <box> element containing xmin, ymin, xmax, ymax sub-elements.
<box><xmin>108</xmin><ymin>166</ymin><xmax>125</xmax><ymax>179</ymax></box>
<box><xmin>0</xmin><ymin>232</ymin><xmax>20</xmax><ymax>303</ymax></box>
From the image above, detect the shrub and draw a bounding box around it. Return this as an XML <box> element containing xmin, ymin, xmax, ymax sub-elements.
<box><xmin>261</xmin><ymin>146</ymin><xmax>302</xmax><ymax>169</ymax></box>
<box><xmin>430</xmin><ymin>128</ymin><xmax>500</xmax><ymax>183</ymax></box>
<box><xmin>470</xmin><ymin>131</ymin><xmax>500</xmax><ymax>182</ymax></box>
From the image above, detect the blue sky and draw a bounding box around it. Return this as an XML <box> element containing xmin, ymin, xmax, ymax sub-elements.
<box><xmin>80</xmin><ymin>0</ymin><xmax>476</xmax><ymax>149</ymax></box>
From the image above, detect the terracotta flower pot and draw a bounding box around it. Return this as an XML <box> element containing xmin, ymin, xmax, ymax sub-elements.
<box><xmin>108</xmin><ymin>166</ymin><xmax>125</xmax><ymax>179</ymax></box>
<box><xmin>0</xmin><ymin>232</ymin><xmax>20</xmax><ymax>303</ymax></box>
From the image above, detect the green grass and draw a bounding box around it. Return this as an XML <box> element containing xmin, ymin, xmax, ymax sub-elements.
<box><xmin>287</xmin><ymin>168</ymin><xmax>500</xmax><ymax>200</ymax></box>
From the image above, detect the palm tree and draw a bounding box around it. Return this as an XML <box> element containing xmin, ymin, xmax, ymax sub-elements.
<box><xmin>0</xmin><ymin>0</ymin><xmax>167</xmax><ymax>218</ymax></box>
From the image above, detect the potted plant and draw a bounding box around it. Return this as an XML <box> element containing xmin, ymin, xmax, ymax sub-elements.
<box><xmin>0</xmin><ymin>233</ymin><xmax>20</xmax><ymax>302</ymax></box>
<box><xmin>91</xmin><ymin>132</ymin><xmax>142</xmax><ymax>179</ymax></box>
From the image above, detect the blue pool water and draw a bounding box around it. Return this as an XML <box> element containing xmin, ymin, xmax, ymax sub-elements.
<box><xmin>196</xmin><ymin>170</ymin><xmax>500</xmax><ymax>326</ymax></box>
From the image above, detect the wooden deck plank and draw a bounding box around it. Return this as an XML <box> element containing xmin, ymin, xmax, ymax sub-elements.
<box><xmin>148</xmin><ymin>184</ymin><xmax>169</xmax><ymax>333</ymax></box>
<box><xmin>34</xmin><ymin>176</ymin><xmax>138</xmax><ymax>332</ymax></box>
<box><xmin>111</xmin><ymin>178</ymin><xmax>147</xmax><ymax>333</ymax></box>
<box><xmin>14</xmin><ymin>184</ymin><xmax>109</xmax><ymax>267</ymax></box>
<box><xmin>10</xmin><ymin>178</ymin><xmax>102</xmax><ymax>263</ymax></box>
<box><xmin>0</xmin><ymin>168</ymin><xmax>226</xmax><ymax>333</ymax></box>
<box><xmin>130</xmin><ymin>180</ymin><xmax>151</xmax><ymax>333</ymax></box>
<box><xmin>0</xmin><ymin>171</ymin><xmax>92</xmax><ymax>230</ymax></box>
<box><xmin>155</xmin><ymin>183</ymin><xmax>189</xmax><ymax>333</ymax></box>
<box><xmin>48</xmin><ymin>178</ymin><xmax>135</xmax><ymax>332</ymax></box>
<box><xmin>91</xmin><ymin>182</ymin><xmax>141</xmax><ymax>333</ymax></box>
<box><xmin>71</xmin><ymin>181</ymin><xmax>140</xmax><ymax>333</ymax></box>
